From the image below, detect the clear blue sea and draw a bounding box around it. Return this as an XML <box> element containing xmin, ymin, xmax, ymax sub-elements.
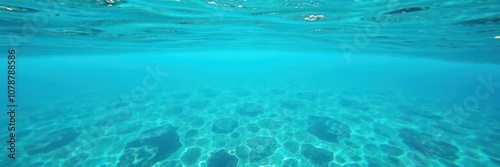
<box><xmin>1</xmin><ymin>0</ymin><xmax>500</xmax><ymax>167</ymax></box>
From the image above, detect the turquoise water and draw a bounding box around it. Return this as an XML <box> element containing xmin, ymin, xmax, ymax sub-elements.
<box><xmin>2</xmin><ymin>0</ymin><xmax>500</xmax><ymax>167</ymax></box>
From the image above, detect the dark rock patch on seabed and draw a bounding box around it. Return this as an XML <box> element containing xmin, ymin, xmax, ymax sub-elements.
<box><xmin>211</xmin><ymin>118</ymin><xmax>238</xmax><ymax>134</ymax></box>
<box><xmin>306</xmin><ymin>116</ymin><xmax>351</xmax><ymax>143</ymax></box>
<box><xmin>398</xmin><ymin>128</ymin><xmax>459</xmax><ymax>161</ymax></box>
<box><xmin>247</xmin><ymin>136</ymin><xmax>279</xmax><ymax>162</ymax></box>
<box><xmin>236</xmin><ymin>103</ymin><xmax>264</xmax><ymax>117</ymax></box>
<box><xmin>26</xmin><ymin>128</ymin><xmax>81</xmax><ymax>155</ymax></box>
<box><xmin>118</xmin><ymin>124</ymin><xmax>182</xmax><ymax>166</ymax></box>
<box><xmin>300</xmin><ymin>144</ymin><xmax>334</xmax><ymax>167</ymax></box>
<box><xmin>207</xmin><ymin>150</ymin><xmax>238</xmax><ymax>167</ymax></box>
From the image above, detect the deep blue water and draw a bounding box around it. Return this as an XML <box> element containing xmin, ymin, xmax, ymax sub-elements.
<box><xmin>1</xmin><ymin>0</ymin><xmax>500</xmax><ymax>167</ymax></box>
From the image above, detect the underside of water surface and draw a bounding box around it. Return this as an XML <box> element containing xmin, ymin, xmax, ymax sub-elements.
<box><xmin>1</xmin><ymin>0</ymin><xmax>500</xmax><ymax>167</ymax></box>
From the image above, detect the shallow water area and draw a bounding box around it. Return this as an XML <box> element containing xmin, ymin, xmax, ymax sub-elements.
<box><xmin>0</xmin><ymin>51</ymin><xmax>498</xmax><ymax>166</ymax></box>
<box><xmin>1</xmin><ymin>0</ymin><xmax>500</xmax><ymax>166</ymax></box>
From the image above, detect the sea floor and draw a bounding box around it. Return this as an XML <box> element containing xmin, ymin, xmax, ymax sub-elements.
<box><xmin>6</xmin><ymin>81</ymin><xmax>499</xmax><ymax>167</ymax></box>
